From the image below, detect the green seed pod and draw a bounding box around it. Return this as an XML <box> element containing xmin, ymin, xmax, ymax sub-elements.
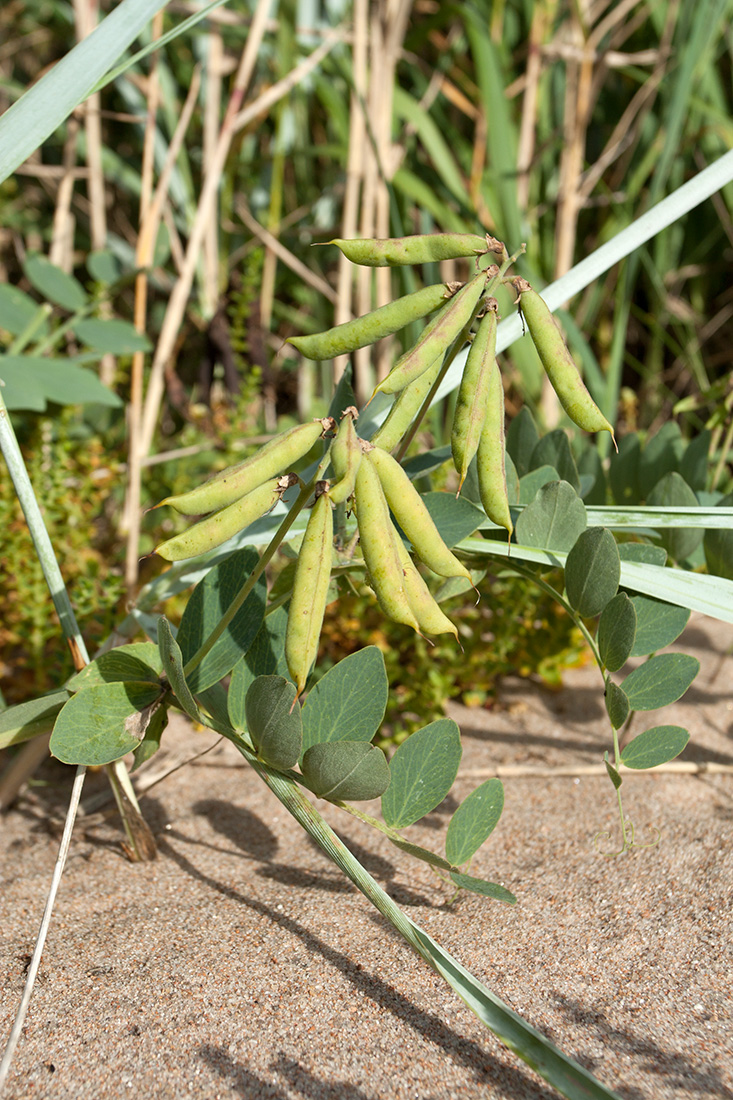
<box><xmin>328</xmin><ymin>407</ymin><xmax>362</xmax><ymax>505</ymax></box>
<box><xmin>155</xmin><ymin>475</ymin><xmax>294</xmax><ymax>562</ymax></box>
<box><xmin>366</xmin><ymin>446</ymin><xmax>472</xmax><ymax>582</ymax></box>
<box><xmin>513</xmin><ymin>279</ymin><xmax>615</xmax><ymax>439</ymax></box>
<box><xmin>157</xmin><ymin>419</ymin><xmax>332</xmax><ymax>516</ymax></box>
<box><xmin>328</xmin><ymin>233</ymin><xmax>493</xmax><ymax>267</ymax></box>
<box><xmin>287</xmin><ymin>284</ymin><xmax>450</xmax><ymax>360</ymax></box>
<box><xmin>451</xmin><ymin>299</ymin><xmax>499</xmax><ymax>490</ymax></box>
<box><xmin>476</xmin><ymin>360</ymin><xmax>513</xmax><ymax>536</ymax></box>
<box><xmin>353</xmin><ymin>451</ymin><xmax>421</xmax><ymax>632</ymax></box>
<box><xmin>285</xmin><ymin>489</ymin><xmax>334</xmax><ymax>697</ymax></box>
<box><xmin>393</xmin><ymin>534</ymin><xmax>458</xmax><ymax>639</ymax></box>
<box><xmin>374</xmin><ymin>272</ymin><xmax>488</xmax><ymax>397</ymax></box>
<box><xmin>369</xmin><ymin>350</ymin><xmax>445</xmax><ymax>453</ymax></box>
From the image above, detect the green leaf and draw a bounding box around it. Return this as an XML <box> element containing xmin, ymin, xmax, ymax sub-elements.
<box><xmin>421</xmin><ymin>492</ymin><xmax>484</xmax><ymax>547</ymax></box>
<box><xmin>381</xmin><ymin>718</ymin><xmax>462</xmax><ymax>829</ymax></box>
<box><xmin>609</xmin><ymin>432</ymin><xmax>641</xmax><ymax>505</ymax></box>
<box><xmin>157</xmin><ymin>616</ymin><xmax>204</xmax><ymax>724</ymax></box>
<box><xmin>445</xmin><ymin>778</ymin><xmax>504</xmax><ymax>865</ymax></box>
<box><xmin>177</xmin><ymin>547</ymin><xmax>267</xmax><ymax>693</ymax></box>
<box><xmin>530</xmin><ymin>431</ymin><xmax>581</xmax><ymax>495</ymax></box>
<box><xmin>72</xmin><ymin>318</ymin><xmax>152</xmax><ymax>354</ymax></box>
<box><xmin>0</xmin><ymin>356</ymin><xmax>123</xmax><ymax>411</ymax></box>
<box><xmin>679</xmin><ymin>430</ymin><xmax>710</xmax><ymax>493</ymax></box>
<box><xmin>577</xmin><ymin>445</ymin><xmax>607</xmax><ymax>506</ymax></box>
<box><xmin>621</xmin><ymin>653</ymin><xmax>699</xmax><ymax>711</ymax></box>
<box><xmin>639</xmin><ymin>422</ymin><xmax>683</xmax><ymax>499</ymax></box>
<box><xmin>0</xmin><ymin>284</ymin><xmax>47</xmax><ymax>336</ymax></box>
<box><xmin>629</xmin><ymin>596</ymin><xmax>690</xmax><ymax>657</ymax></box>
<box><xmin>506</xmin><ymin>407</ymin><xmax>539</xmax><ymax>478</ymax></box>
<box><xmin>23</xmin><ymin>255</ymin><xmax>88</xmax><ymax>312</ymax></box>
<box><xmin>49</xmin><ymin>681</ymin><xmax>163</xmax><ymax>765</ymax></box>
<box><xmin>647</xmin><ymin>472</ymin><xmax>703</xmax><ymax>563</ymax></box>
<box><xmin>621</xmin><ymin>725</ymin><xmax>690</xmax><ymax>770</ymax></box>
<box><xmin>704</xmin><ymin>491</ymin><xmax>733</xmax><ymax>580</ymax></box>
<box><xmin>617</xmin><ymin>543</ymin><xmax>667</xmax><ymax>566</ymax></box>
<box><xmin>131</xmin><ymin>703</ymin><xmax>168</xmax><ymax>771</ymax></box>
<box><xmin>301</xmin><ymin>741</ymin><xmax>390</xmax><ymax>801</ymax></box>
<box><xmin>597</xmin><ymin>592</ymin><xmax>637</xmax><ymax>672</ymax></box>
<box><xmin>227</xmin><ymin>608</ymin><xmax>289</xmax><ymax>729</ymax></box>
<box><xmin>402</xmin><ymin>444</ymin><xmax>453</xmax><ymax>481</ymax></box>
<box><xmin>604</xmin><ymin>753</ymin><xmax>622</xmax><ymax>790</ymax></box>
<box><xmin>504</xmin><ymin>451</ymin><xmax>519</xmax><ymax>505</ymax></box>
<box><xmin>565</xmin><ymin>527</ymin><xmax>620</xmax><ymax>617</ymax></box>
<box><xmin>449</xmin><ymin>873</ymin><xmax>516</xmax><ymax>905</ymax></box>
<box><xmin>87</xmin><ymin>249</ymin><xmax>123</xmax><ymax>285</ymax></box>
<box><xmin>245</xmin><ymin>675</ymin><xmax>302</xmax><ymax>770</ymax></box>
<box><xmin>387</xmin><ymin>836</ymin><xmax>454</xmax><ymax>871</ymax></box>
<box><xmin>517</xmin><ymin>465</ymin><xmax>559</xmax><ymax>505</ymax></box>
<box><xmin>514</xmin><ymin>481</ymin><xmax>587</xmax><ymax>552</ymax></box>
<box><xmin>301</xmin><ymin>647</ymin><xmax>388</xmax><ymax>755</ymax></box>
<box><xmin>327</xmin><ymin>361</ymin><xmax>357</xmax><ymax>418</ymax></box>
<box><xmin>0</xmin><ymin>690</ymin><xmax>70</xmax><ymax>750</ymax></box>
<box><xmin>67</xmin><ymin>644</ymin><xmax>162</xmax><ymax>689</ymax></box>
<box><xmin>604</xmin><ymin>680</ymin><xmax>630</xmax><ymax>730</ymax></box>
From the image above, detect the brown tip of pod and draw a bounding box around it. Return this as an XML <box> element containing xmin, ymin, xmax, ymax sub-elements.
<box><xmin>510</xmin><ymin>276</ymin><xmax>532</xmax><ymax>297</ymax></box>
<box><xmin>276</xmin><ymin>472</ymin><xmax>300</xmax><ymax>493</ymax></box>
<box><xmin>485</xmin><ymin>235</ymin><xmax>507</xmax><ymax>256</ymax></box>
<box><xmin>358</xmin><ymin>438</ymin><xmax>375</xmax><ymax>454</ymax></box>
<box><xmin>341</xmin><ymin>405</ymin><xmax>359</xmax><ymax>421</ymax></box>
<box><xmin>316</xmin><ymin>416</ymin><xmax>337</xmax><ymax>435</ymax></box>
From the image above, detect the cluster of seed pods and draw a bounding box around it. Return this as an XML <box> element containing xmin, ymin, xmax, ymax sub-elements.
<box><xmin>156</xmin><ymin>233</ymin><xmax>614</xmax><ymax>697</ymax></box>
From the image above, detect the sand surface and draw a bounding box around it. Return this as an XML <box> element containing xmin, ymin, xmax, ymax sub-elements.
<box><xmin>1</xmin><ymin>614</ymin><xmax>732</xmax><ymax>1100</ymax></box>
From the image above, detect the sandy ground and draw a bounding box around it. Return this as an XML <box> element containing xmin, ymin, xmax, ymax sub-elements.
<box><xmin>1</xmin><ymin>614</ymin><xmax>732</xmax><ymax>1100</ymax></box>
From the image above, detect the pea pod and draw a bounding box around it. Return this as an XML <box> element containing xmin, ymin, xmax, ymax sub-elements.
<box><xmin>287</xmin><ymin>284</ymin><xmax>450</xmax><ymax>360</ymax></box>
<box><xmin>285</xmin><ymin>488</ymin><xmax>334</xmax><ymax>696</ymax></box>
<box><xmin>370</xmin><ymin>350</ymin><xmax>445</xmax><ymax>452</ymax></box>
<box><xmin>366</xmin><ymin>446</ymin><xmax>472</xmax><ymax>582</ymax></box>
<box><xmin>394</xmin><ymin>534</ymin><xmax>458</xmax><ymax>639</ymax></box>
<box><xmin>328</xmin><ymin>233</ymin><xmax>492</xmax><ymax>267</ymax></box>
<box><xmin>451</xmin><ymin>299</ymin><xmax>499</xmax><ymax>490</ymax></box>
<box><xmin>157</xmin><ymin>419</ymin><xmax>332</xmax><ymax>516</ymax></box>
<box><xmin>373</xmin><ymin>271</ymin><xmax>487</xmax><ymax>397</ymax></box>
<box><xmin>513</xmin><ymin>279</ymin><xmax>614</xmax><ymax>439</ymax></box>
<box><xmin>476</xmin><ymin>360</ymin><xmax>513</xmax><ymax>536</ymax></box>
<box><xmin>328</xmin><ymin>407</ymin><xmax>362</xmax><ymax>505</ymax></box>
<box><xmin>154</xmin><ymin>476</ymin><xmax>294</xmax><ymax>562</ymax></box>
<box><xmin>353</xmin><ymin>451</ymin><xmax>420</xmax><ymax>632</ymax></box>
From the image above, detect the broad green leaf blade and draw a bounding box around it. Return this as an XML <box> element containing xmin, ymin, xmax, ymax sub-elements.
<box><xmin>0</xmin><ymin>356</ymin><xmax>123</xmax><ymax>411</ymax></box>
<box><xmin>680</xmin><ymin>430</ymin><xmax>711</xmax><ymax>493</ymax></box>
<box><xmin>639</xmin><ymin>423</ymin><xmax>683</xmax><ymax>499</ymax></box>
<box><xmin>23</xmin><ymin>255</ymin><xmax>87</xmax><ymax>312</ymax></box>
<box><xmin>647</xmin><ymin>472</ymin><xmax>703</xmax><ymax>563</ymax></box>
<box><xmin>387</xmin><ymin>836</ymin><xmax>454</xmax><ymax>871</ymax></box>
<box><xmin>49</xmin><ymin>681</ymin><xmax>162</xmax><ymax>765</ymax></box>
<box><xmin>177</xmin><ymin>547</ymin><xmax>267</xmax><ymax>692</ymax></box>
<box><xmin>381</xmin><ymin>719</ymin><xmax>462</xmax><ymax>829</ymax></box>
<box><xmin>72</xmin><ymin>318</ymin><xmax>152</xmax><ymax>354</ymax></box>
<box><xmin>421</xmin><ymin>492</ymin><xmax>484</xmax><ymax>547</ymax></box>
<box><xmin>629</xmin><ymin>597</ymin><xmax>690</xmax><ymax>657</ymax></box>
<box><xmin>157</xmin><ymin>616</ymin><xmax>204</xmax><ymax>724</ymax></box>
<box><xmin>617</xmin><ymin>543</ymin><xmax>667</xmax><ymax>566</ymax></box>
<box><xmin>449</xmin><ymin>873</ymin><xmax>516</xmax><ymax>905</ymax></box>
<box><xmin>609</xmin><ymin>433</ymin><xmax>641</xmax><ymax>504</ymax></box>
<box><xmin>131</xmin><ymin>703</ymin><xmax>168</xmax><ymax>771</ymax></box>
<box><xmin>506</xmin><ymin>407</ymin><xmax>539</xmax><ymax>478</ymax></box>
<box><xmin>514</xmin><ymin>481</ymin><xmax>586</xmax><ymax>552</ymax></box>
<box><xmin>621</xmin><ymin>726</ymin><xmax>690</xmax><ymax>770</ymax></box>
<box><xmin>67</xmin><ymin>644</ymin><xmax>162</xmax><ymax>689</ymax></box>
<box><xmin>0</xmin><ymin>690</ymin><xmax>70</xmax><ymax>750</ymax></box>
<box><xmin>87</xmin><ymin>249</ymin><xmax>124</xmax><ymax>285</ymax></box>
<box><xmin>245</xmin><ymin>676</ymin><xmax>302</xmax><ymax>770</ymax></box>
<box><xmin>445</xmin><ymin>778</ymin><xmax>504</xmax><ymax>866</ymax></box>
<box><xmin>302</xmin><ymin>741</ymin><xmax>390</xmax><ymax>801</ymax></box>
<box><xmin>621</xmin><ymin>654</ymin><xmax>699</xmax><ymax>711</ymax></box>
<box><xmin>530</xmin><ymin>431</ymin><xmax>581</xmax><ymax>495</ymax></box>
<box><xmin>227</xmin><ymin>608</ymin><xmax>289</xmax><ymax>729</ymax></box>
<box><xmin>605</xmin><ymin>681</ymin><xmax>630</xmax><ymax>730</ymax></box>
<box><xmin>577</xmin><ymin>445</ymin><xmax>607</xmax><ymax>505</ymax></box>
<box><xmin>0</xmin><ymin>0</ymin><xmax>171</xmax><ymax>186</ymax></box>
<box><xmin>565</xmin><ymin>528</ymin><xmax>620</xmax><ymax>617</ymax></box>
<box><xmin>0</xmin><ymin>285</ymin><xmax>47</xmax><ymax>336</ymax></box>
<box><xmin>402</xmin><ymin>444</ymin><xmax>452</xmax><ymax>480</ymax></box>
<box><xmin>301</xmin><ymin>647</ymin><xmax>388</xmax><ymax>755</ymax></box>
<box><xmin>517</xmin><ymin>465</ymin><xmax>559</xmax><ymax>505</ymax></box>
<box><xmin>598</xmin><ymin>592</ymin><xmax>637</xmax><ymax>672</ymax></box>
